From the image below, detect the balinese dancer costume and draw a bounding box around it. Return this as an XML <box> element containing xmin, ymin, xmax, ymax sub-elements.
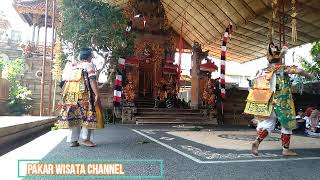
<box><xmin>245</xmin><ymin>42</ymin><xmax>300</xmax><ymax>156</ymax></box>
<box><xmin>57</xmin><ymin>48</ymin><xmax>103</xmax><ymax>147</ymax></box>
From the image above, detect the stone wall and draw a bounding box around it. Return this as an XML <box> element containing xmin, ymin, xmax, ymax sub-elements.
<box><xmin>223</xmin><ymin>88</ymin><xmax>253</xmax><ymax>126</ymax></box>
<box><xmin>23</xmin><ymin>56</ymin><xmax>60</xmax><ymax>115</ymax></box>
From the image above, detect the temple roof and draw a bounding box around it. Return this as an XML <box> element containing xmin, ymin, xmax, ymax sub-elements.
<box><xmin>13</xmin><ymin>0</ymin><xmax>57</xmax><ymax>27</ymax></box>
<box><xmin>101</xmin><ymin>0</ymin><xmax>320</xmax><ymax>63</ymax></box>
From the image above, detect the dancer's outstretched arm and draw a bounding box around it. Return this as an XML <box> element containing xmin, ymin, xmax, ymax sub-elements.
<box><xmin>284</xmin><ymin>66</ymin><xmax>313</xmax><ymax>79</ymax></box>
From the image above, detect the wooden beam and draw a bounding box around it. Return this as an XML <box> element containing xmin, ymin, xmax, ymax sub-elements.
<box><xmin>182</xmin><ymin>0</ymin><xmax>266</xmax><ymax>56</ymax></box>
<box><xmin>297</xmin><ymin>0</ymin><xmax>320</xmax><ymax>13</ymax></box>
<box><xmin>259</xmin><ymin>0</ymin><xmax>319</xmax><ymax>40</ymax></box>
<box><xmin>188</xmin><ymin>0</ymin><xmax>267</xmax><ymax>51</ymax></box>
<box><xmin>170</xmin><ymin>20</ymin><xmax>254</xmax><ymax>61</ymax></box>
<box><xmin>225</xmin><ymin>0</ymin><xmax>247</xmax><ymax>23</ymax></box>
<box><xmin>162</xmin><ymin>1</ymin><xmax>212</xmax><ymax>43</ymax></box>
<box><xmin>208</xmin><ymin>0</ymin><xmax>237</xmax><ymax>25</ymax></box>
<box><xmin>238</xmin><ymin>0</ymin><xmax>257</xmax><ymax>18</ymax></box>
<box><xmin>255</xmin><ymin>16</ymin><xmax>314</xmax><ymax>42</ymax></box>
<box><xmin>276</xmin><ymin>10</ymin><xmax>320</xmax><ymax>30</ymax></box>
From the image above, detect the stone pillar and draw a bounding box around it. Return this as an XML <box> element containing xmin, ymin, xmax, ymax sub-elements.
<box><xmin>31</xmin><ymin>24</ymin><xmax>36</xmax><ymax>43</ymax></box>
<box><xmin>36</xmin><ymin>26</ymin><xmax>40</xmax><ymax>46</ymax></box>
<box><xmin>191</xmin><ymin>42</ymin><xmax>200</xmax><ymax>109</ymax></box>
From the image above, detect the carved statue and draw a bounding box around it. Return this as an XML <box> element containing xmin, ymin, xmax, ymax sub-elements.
<box><xmin>202</xmin><ymin>78</ymin><xmax>216</xmax><ymax>107</ymax></box>
<box><xmin>154</xmin><ymin>77</ymin><xmax>177</xmax><ymax>108</ymax></box>
<box><xmin>21</xmin><ymin>41</ymin><xmax>33</xmax><ymax>58</ymax></box>
<box><xmin>123</xmin><ymin>73</ymin><xmax>136</xmax><ymax>104</ymax></box>
<box><xmin>166</xmin><ymin>77</ymin><xmax>177</xmax><ymax>96</ymax></box>
<box><xmin>192</xmin><ymin>42</ymin><xmax>209</xmax><ymax>62</ymax></box>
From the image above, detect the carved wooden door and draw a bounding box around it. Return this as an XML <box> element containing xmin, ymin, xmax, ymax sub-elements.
<box><xmin>139</xmin><ymin>67</ymin><xmax>153</xmax><ymax>97</ymax></box>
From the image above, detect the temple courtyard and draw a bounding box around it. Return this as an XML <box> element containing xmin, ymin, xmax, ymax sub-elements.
<box><xmin>1</xmin><ymin>121</ymin><xmax>320</xmax><ymax>180</ymax></box>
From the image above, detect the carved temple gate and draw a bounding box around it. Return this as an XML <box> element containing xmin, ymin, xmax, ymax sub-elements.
<box><xmin>123</xmin><ymin>0</ymin><xmax>180</xmax><ymax>100</ymax></box>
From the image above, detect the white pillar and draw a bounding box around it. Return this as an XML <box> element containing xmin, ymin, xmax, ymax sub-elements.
<box><xmin>31</xmin><ymin>24</ymin><xmax>36</xmax><ymax>43</ymax></box>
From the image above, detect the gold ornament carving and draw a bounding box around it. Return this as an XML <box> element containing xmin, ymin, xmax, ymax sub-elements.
<box><xmin>123</xmin><ymin>73</ymin><xmax>136</xmax><ymax>103</ymax></box>
<box><xmin>134</xmin><ymin>39</ymin><xmax>164</xmax><ymax>64</ymax></box>
<box><xmin>202</xmin><ymin>78</ymin><xmax>215</xmax><ymax>106</ymax></box>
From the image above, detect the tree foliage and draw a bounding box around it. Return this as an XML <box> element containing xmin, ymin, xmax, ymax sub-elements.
<box><xmin>0</xmin><ymin>59</ymin><xmax>5</xmax><ymax>71</ymax></box>
<box><xmin>58</xmin><ymin>0</ymin><xmax>134</xmax><ymax>60</ymax></box>
<box><xmin>1</xmin><ymin>59</ymin><xmax>32</xmax><ymax>115</ymax></box>
<box><xmin>300</xmin><ymin>41</ymin><xmax>320</xmax><ymax>80</ymax></box>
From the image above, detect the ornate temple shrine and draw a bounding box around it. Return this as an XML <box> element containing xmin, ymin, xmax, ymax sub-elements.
<box><xmin>122</xmin><ymin>0</ymin><xmax>189</xmax><ymax>100</ymax></box>
<box><xmin>119</xmin><ymin>0</ymin><xmax>220</xmax><ymax>124</ymax></box>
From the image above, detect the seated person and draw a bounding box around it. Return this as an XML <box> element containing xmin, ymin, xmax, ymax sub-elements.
<box><xmin>310</xmin><ymin>109</ymin><xmax>320</xmax><ymax>132</ymax></box>
<box><xmin>296</xmin><ymin>108</ymin><xmax>304</xmax><ymax>120</ymax></box>
<box><xmin>304</xmin><ymin>106</ymin><xmax>314</xmax><ymax>129</ymax></box>
<box><xmin>294</xmin><ymin>108</ymin><xmax>305</xmax><ymax>133</ymax></box>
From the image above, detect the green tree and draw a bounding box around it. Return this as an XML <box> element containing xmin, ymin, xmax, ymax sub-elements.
<box><xmin>300</xmin><ymin>41</ymin><xmax>320</xmax><ymax>80</ymax></box>
<box><xmin>58</xmin><ymin>0</ymin><xmax>134</xmax><ymax>62</ymax></box>
<box><xmin>4</xmin><ymin>59</ymin><xmax>32</xmax><ymax>115</ymax></box>
<box><xmin>0</xmin><ymin>59</ymin><xmax>5</xmax><ymax>71</ymax></box>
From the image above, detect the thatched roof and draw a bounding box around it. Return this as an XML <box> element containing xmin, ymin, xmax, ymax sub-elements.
<box><xmin>101</xmin><ymin>0</ymin><xmax>320</xmax><ymax>63</ymax></box>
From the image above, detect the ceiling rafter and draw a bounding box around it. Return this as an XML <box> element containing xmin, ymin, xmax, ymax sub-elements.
<box><xmin>167</xmin><ymin>15</ymin><xmax>266</xmax><ymax>60</ymax></box>
<box><xmin>225</xmin><ymin>0</ymin><xmax>247</xmax><ymax>23</ymax></box>
<box><xmin>259</xmin><ymin>0</ymin><xmax>320</xmax><ymax>30</ymax></box>
<box><xmin>208</xmin><ymin>0</ymin><xmax>237</xmax><ymax>26</ymax></box>
<box><xmin>169</xmin><ymin>19</ymin><xmax>257</xmax><ymax>61</ymax></box>
<box><xmin>238</xmin><ymin>0</ymin><xmax>257</xmax><ymax>18</ymax></box>
<box><xmin>186</xmin><ymin>0</ymin><xmax>268</xmax><ymax>51</ymax></box>
<box><xmin>162</xmin><ymin>1</ymin><xmax>213</xmax><ymax>43</ymax></box>
<box><xmin>164</xmin><ymin>10</ymin><xmax>211</xmax><ymax>45</ymax></box>
<box><xmin>191</xmin><ymin>0</ymin><xmax>223</xmax><ymax>34</ymax></box>
<box><xmin>254</xmin><ymin>16</ymin><xmax>313</xmax><ymax>42</ymax></box>
<box><xmin>167</xmin><ymin>0</ymin><xmax>267</xmax><ymax>57</ymax></box>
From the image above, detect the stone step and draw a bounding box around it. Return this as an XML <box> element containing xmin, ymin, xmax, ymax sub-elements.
<box><xmin>138</xmin><ymin>111</ymin><xmax>203</xmax><ymax>115</ymax></box>
<box><xmin>136</xmin><ymin>104</ymin><xmax>154</xmax><ymax>108</ymax></box>
<box><xmin>136</xmin><ymin>119</ymin><xmax>216</xmax><ymax>125</ymax></box>
<box><xmin>135</xmin><ymin>101</ymin><xmax>154</xmax><ymax>104</ymax></box>
<box><xmin>135</xmin><ymin>98</ymin><xmax>154</xmax><ymax>101</ymax></box>
<box><xmin>135</xmin><ymin>101</ymin><xmax>154</xmax><ymax>105</ymax></box>
<box><xmin>0</xmin><ymin>116</ymin><xmax>56</xmax><ymax>155</ymax></box>
<box><xmin>138</xmin><ymin>108</ymin><xmax>201</xmax><ymax>111</ymax></box>
<box><xmin>135</xmin><ymin>115</ymin><xmax>206</xmax><ymax>119</ymax></box>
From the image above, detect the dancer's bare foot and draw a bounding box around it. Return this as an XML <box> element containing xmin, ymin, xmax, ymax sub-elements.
<box><xmin>282</xmin><ymin>149</ymin><xmax>298</xmax><ymax>156</ymax></box>
<box><xmin>80</xmin><ymin>140</ymin><xmax>96</xmax><ymax>147</ymax></box>
<box><xmin>251</xmin><ymin>140</ymin><xmax>260</xmax><ymax>156</ymax></box>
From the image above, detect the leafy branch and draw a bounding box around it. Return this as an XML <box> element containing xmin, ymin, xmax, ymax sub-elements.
<box><xmin>58</xmin><ymin>0</ymin><xmax>134</xmax><ymax>59</ymax></box>
<box><xmin>298</xmin><ymin>41</ymin><xmax>320</xmax><ymax>81</ymax></box>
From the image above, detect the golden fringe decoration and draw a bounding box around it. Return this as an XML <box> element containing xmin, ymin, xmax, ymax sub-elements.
<box><xmin>52</xmin><ymin>39</ymin><xmax>63</xmax><ymax>81</ymax></box>
<box><xmin>271</xmin><ymin>0</ymin><xmax>278</xmax><ymax>18</ymax></box>
<box><xmin>267</xmin><ymin>17</ymin><xmax>273</xmax><ymax>42</ymax></box>
<box><xmin>291</xmin><ymin>0</ymin><xmax>298</xmax><ymax>43</ymax></box>
<box><xmin>269</xmin><ymin>0</ymin><xmax>278</xmax><ymax>41</ymax></box>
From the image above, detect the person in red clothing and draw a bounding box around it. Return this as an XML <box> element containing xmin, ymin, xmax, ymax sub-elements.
<box><xmin>304</xmin><ymin>106</ymin><xmax>315</xmax><ymax>129</ymax></box>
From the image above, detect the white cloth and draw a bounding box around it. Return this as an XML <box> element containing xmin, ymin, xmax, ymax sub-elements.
<box><xmin>304</xmin><ymin>116</ymin><xmax>311</xmax><ymax>128</ymax></box>
<box><xmin>256</xmin><ymin>111</ymin><xmax>292</xmax><ymax>134</ymax></box>
<box><xmin>66</xmin><ymin>127</ymin><xmax>94</xmax><ymax>142</ymax></box>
